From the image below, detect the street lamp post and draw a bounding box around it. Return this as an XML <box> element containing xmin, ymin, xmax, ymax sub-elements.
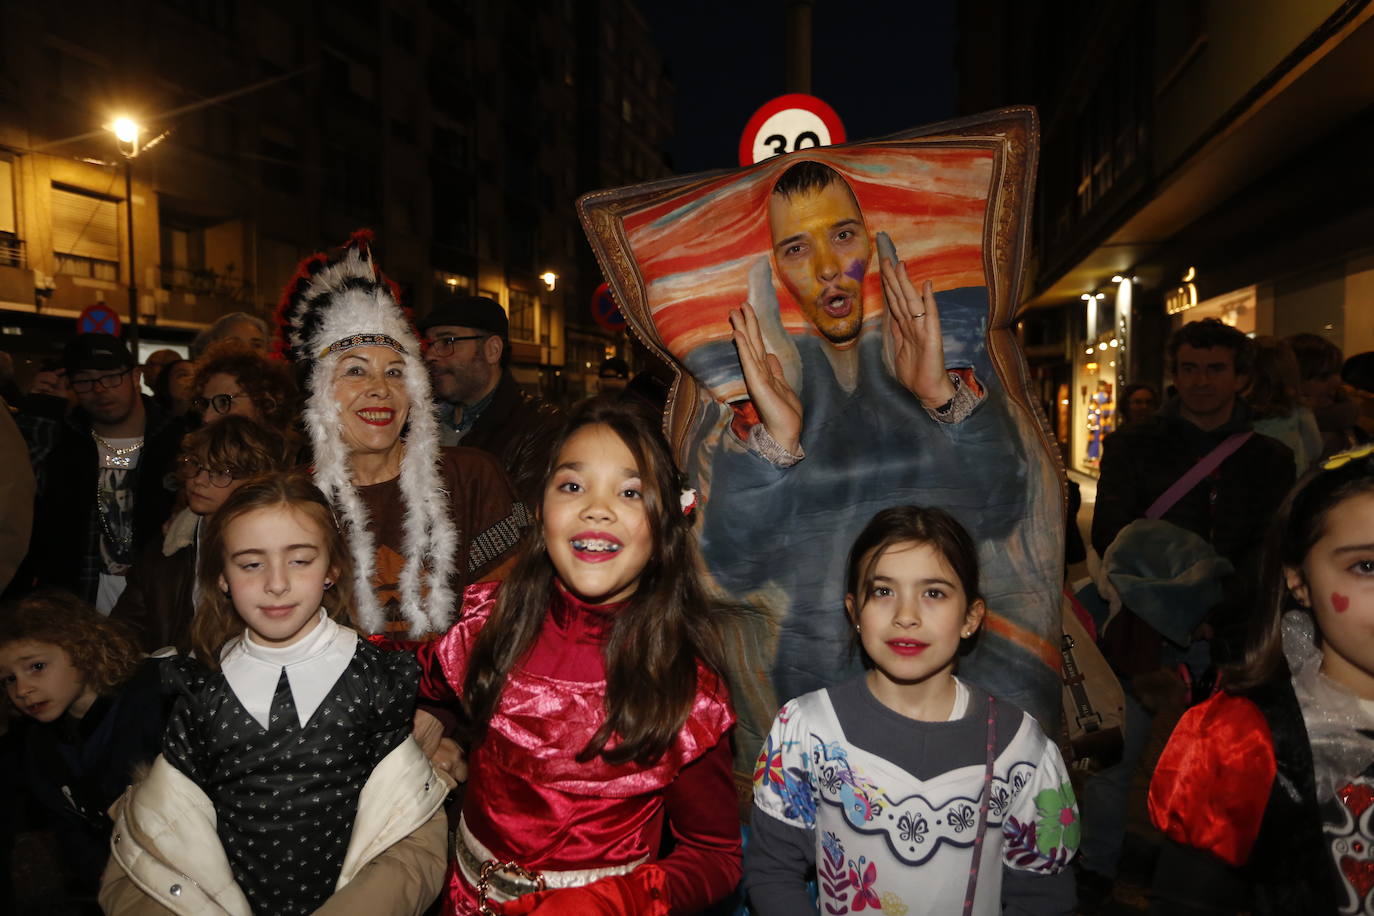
<box><xmin>111</xmin><ymin>117</ymin><xmax>141</xmax><ymax>351</ymax></box>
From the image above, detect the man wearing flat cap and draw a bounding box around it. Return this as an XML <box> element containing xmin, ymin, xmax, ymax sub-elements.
<box><xmin>17</xmin><ymin>333</ymin><xmax>184</xmax><ymax>610</ymax></box>
<box><xmin>420</xmin><ymin>296</ymin><xmax>563</xmax><ymax>504</ymax></box>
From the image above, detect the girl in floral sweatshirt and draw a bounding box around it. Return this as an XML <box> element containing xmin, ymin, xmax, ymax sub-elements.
<box><xmin>746</xmin><ymin>506</ymin><xmax>1078</xmax><ymax>915</ymax></box>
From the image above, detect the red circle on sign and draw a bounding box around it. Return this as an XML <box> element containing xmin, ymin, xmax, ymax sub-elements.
<box><xmin>77</xmin><ymin>303</ymin><xmax>122</xmax><ymax>337</ymax></box>
<box><xmin>591</xmin><ymin>282</ymin><xmax>626</xmax><ymax>333</ymax></box>
<box><xmin>739</xmin><ymin>93</ymin><xmax>847</xmax><ymax>167</ymax></box>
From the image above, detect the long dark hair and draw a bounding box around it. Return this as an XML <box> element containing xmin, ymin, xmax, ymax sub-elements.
<box><xmin>192</xmin><ymin>472</ymin><xmax>355</xmax><ymax>668</ymax></box>
<box><xmin>462</xmin><ymin>398</ymin><xmax>728</xmax><ymax>765</ymax></box>
<box><xmin>1225</xmin><ymin>449</ymin><xmax>1374</xmax><ymax>691</ymax></box>
<box><xmin>844</xmin><ymin>505</ymin><xmax>983</xmax><ymax>667</ymax></box>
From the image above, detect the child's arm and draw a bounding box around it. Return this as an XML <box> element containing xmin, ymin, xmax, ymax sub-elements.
<box><xmin>745</xmin><ymin>804</ymin><xmax>818</xmax><ymax>915</ymax></box>
<box><xmin>656</xmin><ymin>737</ymin><xmax>744</xmax><ymax>908</ymax></box>
<box><xmin>1000</xmin><ymin>717</ymin><xmax>1080</xmax><ymax>916</ymax></box>
<box><xmin>99</xmin><ymin>857</ymin><xmax>178</xmax><ymax>915</ymax></box>
<box><xmin>1146</xmin><ymin>692</ymin><xmax>1275</xmax><ymax>913</ymax></box>
<box><xmin>310</xmin><ymin>806</ymin><xmax>449</xmax><ymax>916</ymax></box>
<box><xmin>745</xmin><ymin>701</ymin><xmax>818</xmax><ymax>914</ymax></box>
<box><xmin>1147</xmin><ymin>841</ymin><xmax>1249</xmax><ymax>915</ymax></box>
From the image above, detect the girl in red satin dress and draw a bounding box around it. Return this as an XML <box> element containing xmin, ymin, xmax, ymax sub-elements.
<box><xmin>412</xmin><ymin>398</ymin><xmax>741</xmax><ymax>915</ymax></box>
<box><xmin>1149</xmin><ymin>444</ymin><xmax>1374</xmax><ymax>914</ymax></box>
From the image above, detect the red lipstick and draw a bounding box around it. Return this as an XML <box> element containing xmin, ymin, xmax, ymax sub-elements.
<box><xmin>355</xmin><ymin>408</ymin><xmax>395</xmax><ymax>426</ymax></box>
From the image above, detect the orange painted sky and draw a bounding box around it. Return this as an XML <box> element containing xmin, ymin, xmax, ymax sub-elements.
<box><xmin>620</xmin><ymin>147</ymin><xmax>993</xmax><ymax>359</ymax></box>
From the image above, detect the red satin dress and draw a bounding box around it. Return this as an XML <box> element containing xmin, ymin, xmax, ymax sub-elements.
<box><xmin>414</xmin><ymin>581</ymin><xmax>741</xmax><ymax>915</ymax></box>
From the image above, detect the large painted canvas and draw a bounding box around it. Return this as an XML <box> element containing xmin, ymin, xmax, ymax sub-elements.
<box><xmin>579</xmin><ymin>109</ymin><xmax>1064</xmax><ymax>789</ymax></box>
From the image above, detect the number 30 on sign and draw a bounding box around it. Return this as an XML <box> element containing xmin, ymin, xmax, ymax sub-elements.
<box><xmin>738</xmin><ymin>93</ymin><xmax>847</xmax><ymax>167</ymax></box>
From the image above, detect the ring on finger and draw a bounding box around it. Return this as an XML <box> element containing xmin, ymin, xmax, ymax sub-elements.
<box><xmin>914</xmin><ymin>313</ymin><xmax>927</xmax><ymax>318</ymax></box>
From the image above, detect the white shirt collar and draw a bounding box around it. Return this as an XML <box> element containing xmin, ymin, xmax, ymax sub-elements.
<box><xmin>220</xmin><ymin>611</ymin><xmax>358</xmax><ymax>729</ymax></box>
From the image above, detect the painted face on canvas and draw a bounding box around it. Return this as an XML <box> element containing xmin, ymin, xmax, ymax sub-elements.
<box><xmin>542</xmin><ymin>423</ymin><xmax>653</xmax><ymax>605</ymax></box>
<box><xmin>768</xmin><ymin>179</ymin><xmax>872</xmax><ymax>346</ymax></box>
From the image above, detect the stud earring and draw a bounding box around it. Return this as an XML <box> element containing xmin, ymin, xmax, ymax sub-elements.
<box><xmin>324</xmin><ymin>579</ymin><xmax>333</xmax><ymax>589</ymax></box>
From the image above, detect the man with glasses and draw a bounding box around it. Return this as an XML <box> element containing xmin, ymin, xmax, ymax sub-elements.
<box><xmin>419</xmin><ymin>296</ymin><xmax>562</xmax><ymax>503</ymax></box>
<box><xmin>17</xmin><ymin>334</ymin><xmax>184</xmax><ymax>611</ymax></box>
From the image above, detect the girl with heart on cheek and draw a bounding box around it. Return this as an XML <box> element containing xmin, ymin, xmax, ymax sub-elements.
<box><xmin>1149</xmin><ymin>443</ymin><xmax>1374</xmax><ymax>914</ymax></box>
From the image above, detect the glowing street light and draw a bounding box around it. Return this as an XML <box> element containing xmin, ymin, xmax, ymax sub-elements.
<box><xmin>111</xmin><ymin>117</ymin><xmax>140</xmax><ymax>147</ymax></box>
<box><xmin>540</xmin><ymin>271</ymin><xmax>558</xmax><ymax>292</ymax></box>
<box><xmin>107</xmin><ymin>115</ymin><xmax>144</xmax><ymax>347</ymax></box>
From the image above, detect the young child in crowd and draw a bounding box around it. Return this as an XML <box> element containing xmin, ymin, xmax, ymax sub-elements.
<box><xmin>408</xmin><ymin>398</ymin><xmax>740</xmax><ymax>915</ymax></box>
<box><xmin>99</xmin><ymin>473</ymin><xmax>449</xmax><ymax>915</ymax></box>
<box><xmin>1149</xmin><ymin>443</ymin><xmax>1374</xmax><ymax>913</ymax></box>
<box><xmin>0</xmin><ymin>589</ymin><xmax>166</xmax><ymax>899</ymax></box>
<box><xmin>746</xmin><ymin>506</ymin><xmax>1078</xmax><ymax>915</ymax></box>
<box><xmin>111</xmin><ymin>415</ymin><xmax>293</xmax><ymax>654</ymax></box>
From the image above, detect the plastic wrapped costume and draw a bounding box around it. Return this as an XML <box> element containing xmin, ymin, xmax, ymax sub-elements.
<box><xmin>1150</xmin><ymin>613</ymin><xmax>1374</xmax><ymax>914</ymax></box>
<box><xmin>413</xmin><ymin>582</ymin><xmax>741</xmax><ymax>915</ymax></box>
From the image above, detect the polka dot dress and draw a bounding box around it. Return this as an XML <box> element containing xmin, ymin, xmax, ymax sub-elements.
<box><xmin>163</xmin><ymin>642</ymin><xmax>417</xmax><ymax>913</ymax></box>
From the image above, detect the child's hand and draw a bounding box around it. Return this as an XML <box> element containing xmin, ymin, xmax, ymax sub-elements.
<box><xmin>411</xmin><ymin>709</ymin><xmax>444</xmax><ymax>757</ymax></box>
<box><xmin>433</xmin><ymin>737</ymin><xmax>467</xmax><ymax>783</ymax></box>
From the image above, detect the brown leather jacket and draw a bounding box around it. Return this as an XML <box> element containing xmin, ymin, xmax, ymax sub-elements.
<box><xmin>440</xmin><ymin>371</ymin><xmax>564</xmax><ymax>505</ymax></box>
<box><xmin>109</xmin><ymin>527</ymin><xmax>197</xmax><ymax>654</ymax></box>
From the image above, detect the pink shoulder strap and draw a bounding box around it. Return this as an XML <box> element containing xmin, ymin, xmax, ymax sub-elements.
<box><xmin>1144</xmin><ymin>432</ymin><xmax>1253</xmax><ymax>520</ymax></box>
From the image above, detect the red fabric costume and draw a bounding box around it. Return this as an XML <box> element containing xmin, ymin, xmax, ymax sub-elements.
<box><xmin>1149</xmin><ymin>691</ymin><xmax>1276</xmax><ymax>867</ymax></box>
<box><xmin>1147</xmin><ymin>678</ymin><xmax>1359</xmax><ymax>913</ymax></box>
<box><xmin>414</xmin><ymin>581</ymin><xmax>741</xmax><ymax>915</ymax></box>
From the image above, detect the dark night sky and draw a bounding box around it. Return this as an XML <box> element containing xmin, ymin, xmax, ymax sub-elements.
<box><xmin>642</xmin><ymin>0</ymin><xmax>959</xmax><ymax>175</ymax></box>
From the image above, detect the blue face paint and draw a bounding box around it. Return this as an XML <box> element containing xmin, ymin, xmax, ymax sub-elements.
<box><xmin>844</xmin><ymin>259</ymin><xmax>866</xmax><ymax>283</ymax></box>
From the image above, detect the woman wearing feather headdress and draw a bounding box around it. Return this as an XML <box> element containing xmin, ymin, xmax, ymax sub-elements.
<box><xmin>275</xmin><ymin>232</ymin><xmax>528</xmax><ymax>640</ymax></box>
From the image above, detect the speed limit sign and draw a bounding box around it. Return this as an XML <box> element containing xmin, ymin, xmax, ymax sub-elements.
<box><xmin>739</xmin><ymin>94</ymin><xmax>847</xmax><ymax>167</ymax></box>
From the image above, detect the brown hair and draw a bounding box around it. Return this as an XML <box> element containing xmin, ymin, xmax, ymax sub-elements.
<box><xmin>461</xmin><ymin>398</ymin><xmax>730</xmax><ymax>766</ymax></box>
<box><xmin>191</xmin><ymin>472</ymin><xmax>355</xmax><ymax>668</ymax></box>
<box><xmin>772</xmin><ymin>159</ymin><xmax>847</xmax><ymax>201</ymax></box>
<box><xmin>1225</xmin><ymin>450</ymin><xmax>1374</xmax><ymax>691</ymax></box>
<box><xmin>193</xmin><ymin>340</ymin><xmax>299</xmax><ymax>430</ymax></box>
<box><xmin>0</xmin><ymin>589</ymin><xmax>142</xmax><ymax>695</ymax></box>
<box><xmin>1245</xmin><ymin>336</ymin><xmax>1302</xmax><ymax>420</ymax></box>
<box><xmin>1286</xmin><ymin>332</ymin><xmax>1343</xmax><ymax>382</ymax></box>
<box><xmin>180</xmin><ymin>415</ymin><xmax>292</xmax><ymax>479</ymax></box>
<box><xmin>1168</xmin><ymin>318</ymin><xmax>1255</xmax><ymax>376</ymax></box>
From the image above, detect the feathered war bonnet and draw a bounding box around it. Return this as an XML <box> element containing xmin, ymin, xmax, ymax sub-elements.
<box><xmin>275</xmin><ymin>230</ymin><xmax>457</xmax><ymax>635</ymax></box>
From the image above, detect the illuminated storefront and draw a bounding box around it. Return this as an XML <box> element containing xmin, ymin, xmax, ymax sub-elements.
<box><xmin>1070</xmin><ymin>279</ymin><xmax>1133</xmax><ymax>475</ymax></box>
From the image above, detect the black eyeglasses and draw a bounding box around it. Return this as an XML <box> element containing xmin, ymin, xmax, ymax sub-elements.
<box><xmin>424</xmin><ymin>334</ymin><xmax>486</xmax><ymax>358</ymax></box>
<box><xmin>175</xmin><ymin>455</ymin><xmax>241</xmax><ymax>488</ymax></box>
<box><xmin>191</xmin><ymin>392</ymin><xmax>247</xmax><ymax>415</ymax></box>
<box><xmin>71</xmin><ymin>369</ymin><xmax>131</xmax><ymax>393</ymax></box>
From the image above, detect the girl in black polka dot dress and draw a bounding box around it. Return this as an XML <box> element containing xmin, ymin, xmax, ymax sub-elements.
<box><xmin>99</xmin><ymin>473</ymin><xmax>451</xmax><ymax>915</ymax></box>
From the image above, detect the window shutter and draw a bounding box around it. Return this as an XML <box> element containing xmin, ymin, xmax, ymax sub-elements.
<box><xmin>51</xmin><ymin>186</ymin><xmax>118</xmax><ymax>261</ymax></box>
<box><xmin>0</xmin><ymin>160</ymin><xmax>14</xmax><ymax>235</ymax></box>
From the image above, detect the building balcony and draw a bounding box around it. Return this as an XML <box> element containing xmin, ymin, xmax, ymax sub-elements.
<box><xmin>0</xmin><ymin>238</ymin><xmax>33</xmax><ymax>309</ymax></box>
<box><xmin>0</xmin><ymin>236</ymin><xmax>24</xmax><ymax>269</ymax></box>
<box><xmin>157</xmin><ymin>266</ymin><xmax>256</xmax><ymax>327</ymax></box>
